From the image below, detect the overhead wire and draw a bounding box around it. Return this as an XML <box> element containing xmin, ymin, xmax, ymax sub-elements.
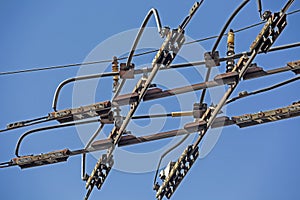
<box><xmin>113</xmin><ymin>8</ymin><xmax>163</xmax><ymax>101</ymax></box>
<box><xmin>153</xmin><ymin>1</ymin><xmax>250</xmax><ymax>184</ymax></box>
<box><xmin>1</xmin><ymin>52</ymin><xmax>299</xmax><ymax>133</ymax></box>
<box><xmin>125</xmin><ymin>76</ymin><xmax>300</xmax><ymax>120</ymax></box>
<box><xmin>0</xmin><ymin>9</ymin><xmax>299</xmax><ymax>77</ymax></box>
<box><xmin>226</xmin><ymin>75</ymin><xmax>300</xmax><ymax>104</ymax></box>
<box><xmin>0</xmin><ymin>161</ymin><xmax>13</xmax><ymax>168</ymax></box>
<box><xmin>153</xmin><ymin>134</ymin><xmax>189</xmax><ymax>186</ymax></box>
<box><xmin>11</xmin><ymin>73</ymin><xmax>297</xmax><ymax>167</ymax></box>
<box><xmin>1</xmin><ymin>4</ymin><xmax>299</xmax><ymax>168</ymax></box>
<box><xmin>81</xmin><ymin>123</ymin><xmax>104</xmax><ymax>180</ymax></box>
<box><xmin>200</xmin><ymin>0</ymin><xmax>250</xmax><ymax>105</ymax></box>
<box><xmin>51</xmin><ymin>41</ymin><xmax>300</xmax><ymax>115</ymax></box>
<box><xmin>15</xmin><ymin>118</ymin><xmax>100</xmax><ymax>157</ymax></box>
<box><xmin>0</xmin><ymin>116</ymin><xmax>51</xmax><ymax>133</ymax></box>
<box><xmin>0</xmin><ymin>4</ymin><xmax>299</xmax><ymax>198</ymax></box>
<box><xmin>2</xmin><ymin>98</ymin><xmax>299</xmax><ymax>169</ymax></box>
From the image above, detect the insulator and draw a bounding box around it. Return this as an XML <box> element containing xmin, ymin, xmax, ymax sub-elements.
<box><xmin>112</xmin><ymin>56</ymin><xmax>119</xmax><ymax>91</ymax></box>
<box><xmin>226</xmin><ymin>29</ymin><xmax>235</xmax><ymax>73</ymax></box>
<box><xmin>227</xmin><ymin>29</ymin><xmax>235</xmax><ymax>45</ymax></box>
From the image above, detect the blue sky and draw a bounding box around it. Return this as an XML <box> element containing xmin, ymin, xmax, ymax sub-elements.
<box><xmin>0</xmin><ymin>0</ymin><xmax>299</xmax><ymax>200</ymax></box>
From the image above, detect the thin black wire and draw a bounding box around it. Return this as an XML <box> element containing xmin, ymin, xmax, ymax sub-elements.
<box><xmin>2</xmin><ymin>53</ymin><xmax>299</xmax><ymax>133</ymax></box>
<box><xmin>226</xmin><ymin>76</ymin><xmax>300</xmax><ymax>104</ymax></box>
<box><xmin>129</xmin><ymin>76</ymin><xmax>300</xmax><ymax>120</ymax></box>
<box><xmin>154</xmin><ymin>1</ymin><xmax>250</xmax><ymax>183</ymax></box>
<box><xmin>200</xmin><ymin>0</ymin><xmax>250</xmax><ymax>106</ymax></box>
<box><xmin>0</xmin><ymin>160</ymin><xmax>14</xmax><ymax>168</ymax></box>
<box><xmin>0</xmin><ymin>117</ymin><xmax>51</xmax><ymax>133</ymax></box>
<box><xmin>0</xmin><ymin>165</ymin><xmax>11</xmax><ymax>169</ymax></box>
<box><xmin>15</xmin><ymin>118</ymin><xmax>100</xmax><ymax>157</ymax></box>
<box><xmin>153</xmin><ymin>134</ymin><xmax>189</xmax><ymax>186</ymax></box>
<box><xmin>0</xmin><ymin>59</ymin><xmax>114</xmax><ymax>76</ymax></box>
<box><xmin>0</xmin><ymin>9</ymin><xmax>299</xmax><ymax>77</ymax></box>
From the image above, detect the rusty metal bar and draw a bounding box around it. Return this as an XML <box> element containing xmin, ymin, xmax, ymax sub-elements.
<box><xmin>4</xmin><ymin>60</ymin><xmax>298</xmax><ymax>136</ymax></box>
<box><xmin>51</xmin><ymin>42</ymin><xmax>300</xmax><ymax>113</ymax></box>
<box><xmin>84</xmin><ymin>3</ymin><xmax>203</xmax><ymax>198</ymax></box>
<box><xmin>143</xmin><ymin>62</ymin><xmax>299</xmax><ymax>102</ymax></box>
<box><xmin>155</xmin><ymin>2</ymin><xmax>294</xmax><ymax>197</ymax></box>
<box><xmin>85</xmin><ymin>100</ymin><xmax>300</xmax><ymax>153</ymax></box>
<box><xmin>4</xmin><ymin>100</ymin><xmax>299</xmax><ymax>169</ymax></box>
<box><xmin>90</xmin><ymin>100</ymin><xmax>298</xmax><ymax>151</ymax></box>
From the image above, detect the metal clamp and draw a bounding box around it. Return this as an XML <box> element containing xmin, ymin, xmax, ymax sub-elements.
<box><xmin>204</xmin><ymin>51</ymin><xmax>220</xmax><ymax>68</ymax></box>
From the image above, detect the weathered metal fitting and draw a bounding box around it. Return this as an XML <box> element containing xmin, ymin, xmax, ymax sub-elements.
<box><xmin>49</xmin><ymin>101</ymin><xmax>111</xmax><ymax>123</ymax></box>
<box><xmin>112</xmin><ymin>56</ymin><xmax>119</xmax><ymax>92</ymax></box>
<box><xmin>250</xmin><ymin>11</ymin><xmax>287</xmax><ymax>53</ymax></box>
<box><xmin>238</xmin><ymin>91</ymin><xmax>248</xmax><ymax>97</ymax></box>
<box><xmin>155</xmin><ymin>145</ymin><xmax>199</xmax><ymax>199</ymax></box>
<box><xmin>12</xmin><ymin>149</ymin><xmax>70</xmax><ymax>169</ymax></box>
<box><xmin>152</xmin><ymin>29</ymin><xmax>185</xmax><ymax>67</ymax></box>
<box><xmin>243</xmin><ymin>64</ymin><xmax>266</xmax><ymax>80</ymax></box>
<box><xmin>262</xmin><ymin>10</ymin><xmax>272</xmax><ymax>21</ymax></box>
<box><xmin>214</xmin><ymin>71</ymin><xmax>239</xmax><ymax>85</ymax></box>
<box><xmin>204</xmin><ymin>51</ymin><xmax>220</xmax><ymax>68</ymax></box>
<box><xmin>193</xmin><ymin>103</ymin><xmax>207</xmax><ymax>118</ymax></box>
<box><xmin>161</xmin><ymin>26</ymin><xmax>170</xmax><ymax>38</ymax></box>
<box><xmin>184</xmin><ymin>120</ymin><xmax>207</xmax><ymax>133</ymax></box>
<box><xmin>190</xmin><ymin>1</ymin><xmax>200</xmax><ymax>15</ymax></box>
<box><xmin>235</xmin><ymin>55</ymin><xmax>249</xmax><ymax>71</ymax></box>
<box><xmin>100</xmin><ymin>111</ymin><xmax>114</xmax><ymax>124</ymax></box>
<box><xmin>287</xmin><ymin>60</ymin><xmax>300</xmax><ymax>75</ymax></box>
<box><xmin>120</xmin><ymin>63</ymin><xmax>135</xmax><ymax>79</ymax></box>
<box><xmin>7</xmin><ymin>121</ymin><xmax>25</xmax><ymax>129</ymax></box>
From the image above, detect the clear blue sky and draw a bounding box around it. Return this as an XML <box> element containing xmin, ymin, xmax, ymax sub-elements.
<box><xmin>0</xmin><ymin>0</ymin><xmax>299</xmax><ymax>200</ymax></box>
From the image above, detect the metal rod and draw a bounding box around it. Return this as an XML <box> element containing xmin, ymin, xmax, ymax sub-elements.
<box><xmin>1</xmin><ymin>9</ymin><xmax>299</xmax><ymax>78</ymax></box>
<box><xmin>52</xmin><ymin>72</ymin><xmax>118</xmax><ymax>111</ymax></box>
<box><xmin>0</xmin><ymin>118</ymin><xmax>52</xmax><ymax>133</ymax></box>
<box><xmin>153</xmin><ymin>134</ymin><xmax>190</xmax><ymax>186</ymax></box>
<box><xmin>5</xmin><ymin>56</ymin><xmax>297</xmax><ymax>135</ymax></box>
<box><xmin>143</xmin><ymin>62</ymin><xmax>299</xmax><ymax>102</ymax></box>
<box><xmin>81</xmin><ymin>123</ymin><xmax>104</xmax><ymax>180</ymax></box>
<box><xmin>15</xmin><ymin>119</ymin><xmax>101</xmax><ymax>157</ymax></box>
<box><xmin>132</xmin><ymin>113</ymin><xmax>172</xmax><ymax>119</ymax></box>
<box><xmin>3</xmin><ymin>100</ymin><xmax>299</xmax><ymax>169</ymax></box>
<box><xmin>180</xmin><ymin>1</ymin><xmax>203</xmax><ymax>30</ymax></box>
<box><xmin>257</xmin><ymin>0</ymin><xmax>262</xmax><ymax>18</ymax></box>
<box><xmin>114</xmin><ymin>8</ymin><xmax>164</xmax><ymax>102</ymax></box>
<box><xmin>227</xmin><ymin>75</ymin><xmax>300</xmax><ymax>104</ymax></box>
<box><xmin>200</xmin><ymin>0</ymin><xmax>249</xmax><ymax>105</ymax></box>
<box><xmin>126</xmin><ymin>8</ymin><xmax>163</xmax><ymax>67</ymax></box>
<box><xmin>51</xmin><ymin>42</ymin><xmax>300</xmax><ymax>112</ymax></box>
<box><xmin>211</xmin><ymin>0</ymin><xmax>249</xmax><ymax>53</ymax></box>
<box><xmin>282</xmin><ymin>0</ymin><xmax>295</xmax><ymax>14</ymax></box>
<box><xmin>117</xmin><ymin>75</ymin><xmax>300</xmax><ymax>120</ymax></box>
<box><xmin>72</xmin><ymin>100</ymin><xmax>300</xmax><ymax>154</ymax></box>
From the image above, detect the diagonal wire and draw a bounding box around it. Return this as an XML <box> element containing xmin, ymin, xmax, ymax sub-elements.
<box><xmin>0</xmin><ymin>9</ymin><xmax>299</xmax><ymax>76</ymax></box>
<box><xmin>226</xmin><ymin>76</ymin><xmax>300</xmax><ymax>104</ymax></box>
